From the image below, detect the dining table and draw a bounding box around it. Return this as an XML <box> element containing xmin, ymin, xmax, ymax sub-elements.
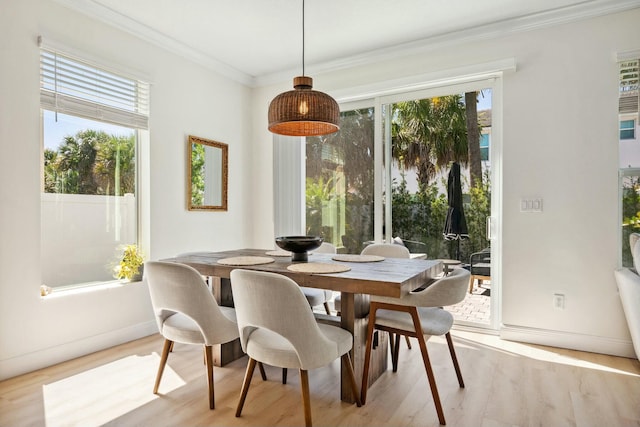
<box><xmin>162</xmin><ymin>248</ymin><xmax>442</xmax><ymax>403</ymax></box>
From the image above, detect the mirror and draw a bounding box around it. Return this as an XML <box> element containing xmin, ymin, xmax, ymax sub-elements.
<box><xmin>188</xmin><ymin>135</ymin><xmax>228</xmax><ymax>211</ymax></box>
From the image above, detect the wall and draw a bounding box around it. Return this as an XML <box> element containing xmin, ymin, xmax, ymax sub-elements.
<box><xmin>0</xmin><ymin>0</ymin><xmax>252</xmax><ymax>379</ymax></box>
<box><xmin>251</xmin><ymin>8</ymin><xmax>640</xmax><ymax>357</ymax></box>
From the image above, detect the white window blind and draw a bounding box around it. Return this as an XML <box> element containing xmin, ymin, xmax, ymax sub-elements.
<box><xmin>40</xmin><ymin>48</ymin><xmax>149</xmax><ymax>129</ymax></box>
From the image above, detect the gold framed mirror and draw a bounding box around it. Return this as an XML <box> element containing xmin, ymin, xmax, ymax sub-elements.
<box><xmin>188</xmin><ymin>135</ymin><xmax>228</xmax><ymax>211</ymax></box>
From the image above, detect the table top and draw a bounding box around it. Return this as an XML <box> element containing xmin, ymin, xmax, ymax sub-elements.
<box><xmin>163</xmin><ymin>248</ymin><xmax>442</xmax><ymax>298</ymax></box>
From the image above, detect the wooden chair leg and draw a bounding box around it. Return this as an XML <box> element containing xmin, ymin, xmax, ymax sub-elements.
<box><xmin>323</xmin><ymin>301</ymin><xmax>331</xmax><ymax>315</ymax></box>
<box><xmin>258</xmin><ymin>362</ymin><xmax>267</xmax><ymax>381</ymax></box>
<box><xmin>168</xmin><ymin>341</ymin><xmax>175</xmax><ymax>352</ymax></box>
<box><xmin>300</xmin><ymin>369</ymin><xmax>312</xmax><ymax>427</ymax></box>
<box><xmin>282</xmin><ymin>368</ymin><xmax>288</xmax><ymax>384</ymax></box>
<box><xmin>342</xmin><ymin>353</ymin><xmax>362</xmax><ymax>407</ymax></box>
<box><xmin>445</xmin><ymin>332</ymin><xmax>465</xmax><ymax>388</ymax></box>
<box><xmin>153</xmin><ymin>339</ymin><xmax>172</xmax><ymax>394</ymax></box>
<box><xmin>405</xmin><ymin>335</ymin><xmax>412</xmax><ymax>349</ymax></box>
<box><xmin>360</xmin><ymin>303</ymin><xmax>379</xmax><ymax>405</ymax></box>
<box><xmin>236</xmin><ymin>357</ymin><xmax>257</xmax><ymax>417</ymax></box>
<box><xmin>204</xmin><ymin>345</ymin><xmax>215</xmax><ymax>409</ymax></box>
<box><xmin>410</xmin><ymin>308</ymin><xmax>446</xmax><ymax>425</ymax></box>
<box><xmin>468</xmin><ymin>275</ymin><xmax>475</xmax><ymax>293</ymax></box>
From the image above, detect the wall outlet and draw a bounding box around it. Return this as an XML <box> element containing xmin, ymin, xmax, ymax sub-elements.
<box><xmin>553</xmin><ymin>293</ymin><xmax>565</xmax><ymax>310</ymax></box>
<box><xmin>520</xmin><ymin>198</ymin><xmax>543</xmax><ymax>212</ymax></box>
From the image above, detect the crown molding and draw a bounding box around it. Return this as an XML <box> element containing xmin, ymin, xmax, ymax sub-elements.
<box><xmin>53</xmin><ymin>0</ymin><xmax>254</xmax><ymax>86</ymax></box>
<box><xmin>54</xmin><ymin>0</ymin><xmax>640</xmax><ymax>88</ymax></box>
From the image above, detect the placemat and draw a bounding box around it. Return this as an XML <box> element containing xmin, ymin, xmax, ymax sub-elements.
<box><xmin>287</xmin><ymin>262</ymin><xmax>351</xmax><ymax>274</ymax></box>
<box><xmin>265</xmin><ymin>250</ymin><xmax>291</xmax><ymax>257</ymax></box>
<box><xmin>332</xmin><ymin>254</ymin><xmax>385</xmax><ymax>263</ymax></box>
<box><xmin>217</xmin><ymin>256</ymin><xmax>275</xmax><ymax>266</ymax></box>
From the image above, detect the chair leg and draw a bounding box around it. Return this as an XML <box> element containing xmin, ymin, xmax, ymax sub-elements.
<box><xmin>153</xmin><ymin>339</ymin><xmax>172</xmax><ymax>394</ymax></box>
<box><xmin>469</xmin><ymin>275</ymin><xmax>475</xmax><ymax>293</ymax></box>
<box><xmin>391</xmin><ymin>333</ymin><xmax>401</xmax><ymax>373</ymax></box>
<box><xmin>410</xmin><ymin>308</ymin><xmax>446</xmax><ymax>425</ymax></box>
<box><xmin>445</xmin><ymin>332</ymin><xmax>465</xmax><ymax>388</ymax></box>
<box><xmin>282</xmin><ymin>368</ymin><xmax>288</xmax><ymax>384</ymax></box>
<box><xmin>360</xmin><ymin>302</ymin><xmax>379</xmax><ymax>405</ymax></box>
<box><xmin>323</xmin><ymin>301</ymin><xmax>331</xmax><ymax>315</ymax></box>
<box><xmin>300</xmin><ymin>369</ymin><xmax>312</xmax><ymax>427</ymax></box>
<box><xmin>342</xmin><ymin>353</ymin><xmax>362</xmax><ymax>407</ymax></box>
<box><xmin>405</xmin><ymin>335</ymin><xmax>412</xmax><ymax>349</ymax></box>
<box><xmin>204</xmin><ymin>345</ymin><xmax>215</xmax><ymax>409</ymax></box>
<box><xmin>236</xmin><ymin>357</ymin><xmax>257</xmax><ymax>417</ymax></box>
<box><xmin>168</xmin><ymin>341</ymin><xmax>175</xmax><ymax>352</ymax></box>
<box><xmin>258</xmin><ymin>362</ymin><xmax>267</xmax><ymax>381</ymax></box>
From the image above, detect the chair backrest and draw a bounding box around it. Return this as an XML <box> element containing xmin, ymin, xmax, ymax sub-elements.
<box><xmin>145</xmin><ymin>261</ymin><xmax>239</xmax><ymax>345</ymax></box>
<box><xmin>372</xmin><ymin>268</ymin><xmax>470</xmax><ymax>308</ymax></box>
<box><xmin>361</xmin><ymin>243</ymin><xmax>410</xmax><ymax>259</ymax></box>
<box><xmin>230</xmin><ymin>269</ymin><xmax>341</xmax><ymax>369</ymax></box>
<box><xmin>314</xmin><ymin>242</ymin><xmax>337</xmax><ymax>254</ymax></box>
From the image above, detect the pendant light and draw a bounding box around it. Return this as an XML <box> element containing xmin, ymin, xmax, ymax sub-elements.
<box><xmin>268</xmin><ymin>0</ymin><xmax>339</xmax><ymax>137</ymax></box>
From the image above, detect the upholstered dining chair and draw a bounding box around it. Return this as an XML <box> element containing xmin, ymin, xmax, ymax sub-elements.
<box><xmin>301</xmin><ymin>242</ymin><xmax>337</xmax><ymax>315</ymax></box>
<box><xmin>335</xmin><ymin>243</ymin><xmax>413</xmax><ymax>350</ymax></box>
<box><xmin>230</xmin><ymin>269</ymin><xmax>361</xmax><ymax>427</ymax></box>
<box><xmin>360</xmin><ymin>267</ymin><xmax>470</xmax><ymax>425</ymax></box>
<box><xmin>145</xmin><ymin>261</ymin><xmax>241</xmax><ymax>409</ymax></box>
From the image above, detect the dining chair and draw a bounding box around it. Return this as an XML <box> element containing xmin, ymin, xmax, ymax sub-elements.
<box><xmin>230</xmin><ymin>269</ymin><xmax>361</xmax><ymax>427</ymax></box>
<box><xmin>360</xmin><ymin>268</ymin><xmax>470</xmax><ymax>425</ymax></box>
<box><xmin>301</xmin><ymin>242</ymin><xmax>337</xmax><ymax>315</ymax></box>
<box><xmin>335</xmin><ymin>243</ymin><xmax>413</xmax><ymax>351</ymax></box>
<box><xmin>145</xmin><ymin>261</ymin><xmax>241</xmax><ymax>409</ymax></box>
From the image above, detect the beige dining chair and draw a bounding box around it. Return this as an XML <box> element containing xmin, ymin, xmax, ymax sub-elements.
<box><xmin>230</xmin><ymin>269</ymin><xmax>361</xmax><ymax>427</ymax></box>
<box><xmin>360</xmin><ymin>268</ymin><xmax>470</xmax><ymax>425</ymax></box>
<box><xmin>335</xmin><ymin>243</ymin><xmax>413</xmax><ymax>351</ymax></box>
<box><xmin>301</xmin><ymin>242</ymin><xmax>337</xmax><ymax>315</ymax></box>
<box><xmin>145</xmin><ymin>261</ymin><xmax>241</xmax><ymax>409</ymax></box>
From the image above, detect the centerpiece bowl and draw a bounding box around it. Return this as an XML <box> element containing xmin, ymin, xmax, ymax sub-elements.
<box><xmin>275</xmin><ymin>236</ymin><xmax>323</xmax><ymax>262</ymax></box>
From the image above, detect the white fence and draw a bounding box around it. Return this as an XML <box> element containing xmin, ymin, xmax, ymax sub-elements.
<box><xmin>41</xmin><ymin>193</ymin><xmax>137</xmax><ymax>287</ymax></box>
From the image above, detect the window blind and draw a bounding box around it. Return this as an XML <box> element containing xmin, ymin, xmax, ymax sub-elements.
<box><xmin>40</xmin><ymin>48</ymin><xmax>149</xmax><ymax>129</ymax></box>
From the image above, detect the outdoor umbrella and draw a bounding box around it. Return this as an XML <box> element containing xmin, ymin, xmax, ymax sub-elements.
<box><xmin>443</xmin><ymin>162</ymin><xmax>468</xmax><ymax>260</ymax></box>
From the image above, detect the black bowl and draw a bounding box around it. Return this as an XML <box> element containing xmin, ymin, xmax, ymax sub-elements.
<box><xmin>275</xmin><ymin>236</ymin><xmax>323</xmax><ymax>262</ymax></box>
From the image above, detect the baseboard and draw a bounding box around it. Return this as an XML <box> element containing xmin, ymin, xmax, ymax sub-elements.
<box><xmin>0</xmin><ymin>321</ymin><xmax>157</xmax><ymax>381</ymax></box>
<box><xmin>499</xmin><ymin>324</ymin><xmax>637</xmax><ymax>358</ymax></box>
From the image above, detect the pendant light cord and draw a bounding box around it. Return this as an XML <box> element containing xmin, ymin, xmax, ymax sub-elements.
<box><xmin>302</xmin><ymin>0</ymin><xmax>305</xmax><ymax>77</ymax></box>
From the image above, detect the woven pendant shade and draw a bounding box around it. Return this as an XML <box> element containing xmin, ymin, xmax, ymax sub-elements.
<box><xmin>268</xmin><ymin>76</ymin><xmax>340</xmax><ymax>137</ymax></box>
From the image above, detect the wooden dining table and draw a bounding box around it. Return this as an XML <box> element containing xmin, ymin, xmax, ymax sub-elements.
<box><xmin>162</xmin><ymin>248</ymin><xmax>442</xmax><ymax>403</ymax></box>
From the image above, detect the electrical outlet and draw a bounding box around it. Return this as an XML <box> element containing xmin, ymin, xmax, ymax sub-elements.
<box><xmin>553</xmin><ymin>293</ymin><xmax>565</xmax><ymax>310</ymax></box>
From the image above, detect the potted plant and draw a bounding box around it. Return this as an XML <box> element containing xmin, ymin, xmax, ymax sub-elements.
<box><xmin>114</xmin><ymin>244</ymin><xmax>145</xmax><ymax>282</ymax></box>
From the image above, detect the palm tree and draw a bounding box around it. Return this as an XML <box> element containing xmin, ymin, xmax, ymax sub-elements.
<box><xmin>465</xmin><ymin>91</ymin><xmax>482</xmax><ymax>187</ymax></box>
<box><xmin>93</xmin><ymin>134</ymin><xmax>136</xmax><ymax>195</ymax></box>
<box><xmin>391</xmin><ymin>95</ymin><xmax>468</xmax><ymax>190</ymax></box>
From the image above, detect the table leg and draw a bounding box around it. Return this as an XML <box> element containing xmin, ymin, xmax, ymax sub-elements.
<box><xmin>340</xmin><ymin>292</ymin><xmax>388</xmax><ymax>403</ymax></box>
<box><xmin>211</xmin><ymin>278</ymin><xmax>244</xmax><ymax>366</ymax></box>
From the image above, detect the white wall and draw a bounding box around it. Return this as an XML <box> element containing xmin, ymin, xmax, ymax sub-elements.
<box><xmin>251</xmin><ymin>9</ymin><xmax>640</xmax><ymax>357</ymax></box>
<box><xmin>0</xmin><ymin>0</ymin><xmax>253</xmax><ymax>379</ymax></box>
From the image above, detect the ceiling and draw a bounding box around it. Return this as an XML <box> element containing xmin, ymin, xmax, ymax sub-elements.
<box><xmin>55</xmin><ymin>0</ymin><xmax>639</xmax><ymax>86</ymax></box>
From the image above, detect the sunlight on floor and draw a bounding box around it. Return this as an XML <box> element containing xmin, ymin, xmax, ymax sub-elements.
<box><xmin>454</xmin><ymin>330</ymin><xmax>640</xmax><ymax>377</ymax></box>
<box><xmin>42</xmin><ymin>353</ymin><xmax>185</xmax><ymax>427</ymax></box>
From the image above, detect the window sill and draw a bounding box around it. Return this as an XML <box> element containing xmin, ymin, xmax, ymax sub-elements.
<box><xmin>40</xmin><ymin>279</ymin><xmax>143</xmax><ymax>299</ymax></box>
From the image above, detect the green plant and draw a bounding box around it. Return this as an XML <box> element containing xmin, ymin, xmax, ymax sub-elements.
<box><xmin>114</xmin><ymin>244</ymin><xmax>144</xmax><ymax>281</ymax></box>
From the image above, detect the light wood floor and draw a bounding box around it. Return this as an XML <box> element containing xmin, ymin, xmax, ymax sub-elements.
<box><xmin>1</xmin><ymin>330</ymin><xmax>639</xmax><ymax>427</ymax></box>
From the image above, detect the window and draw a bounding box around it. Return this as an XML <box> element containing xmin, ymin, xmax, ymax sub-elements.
<box><xmin>480</xmin><ymin>133</ymin><xmax>490</xmax><ymax>160</ymax></box>
<box><xmin>40</xmin><ymin>46</ymin><xmax>149</xmax><ymax>288</ymax></box>
<box><xmin>618</xmin><ymin>55</ymin><xmax>640</xmax><ymax>266</ymax></box>
<box><xmin>621</xmin><ymin>119</ymin><xmax>636</xmax><ymax>140</ymax></box>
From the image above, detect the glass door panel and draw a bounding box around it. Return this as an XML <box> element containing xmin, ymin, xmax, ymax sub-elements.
<box><xmin>305</xmin><ymin>106</ymin><xmax>375</xmax><ymax>254</ymax></box>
